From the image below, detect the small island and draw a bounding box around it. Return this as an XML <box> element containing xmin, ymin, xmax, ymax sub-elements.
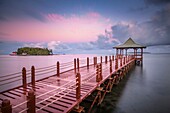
<box><xmin>12</xmin><ymin>47</ymin><xmax>53</xmax><ymax>55</ymax></box>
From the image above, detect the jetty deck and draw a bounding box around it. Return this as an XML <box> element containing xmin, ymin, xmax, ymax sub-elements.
<box><xmin>0</xmin><ymin>55</ymin><xmax>135</xmax><ymax>113</ymax></box>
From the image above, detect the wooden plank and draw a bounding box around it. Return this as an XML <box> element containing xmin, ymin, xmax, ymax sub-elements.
<box><xmin>0</xmin><ymin>58</ymin><xmax>135</xmax><ymax>113</ymax></box>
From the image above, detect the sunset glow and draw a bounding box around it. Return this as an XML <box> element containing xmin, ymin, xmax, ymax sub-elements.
<box><xmin>0</xmin><ymin>0</ymin><xmax>170</xmax><ymax>54</ymax></box>
<box><xmin>0</xmin><ymin>12</ymin><xmax>111</xmax><ymax>42</ymax></box>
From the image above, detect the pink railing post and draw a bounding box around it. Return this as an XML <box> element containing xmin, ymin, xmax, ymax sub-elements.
<box><xmin>120</xmin><ymin>57</ymin><xmax>122</xmax><ymax>67</ymax></box>
<box><xmin>96</xmin><ymin>65</ymin><xmax>99</xmax><ymax>82</ymax></box>
<box><xmin>95</xmin><ymin>57</ymin><xmax>97</xmax><ymax>65</ymax></box>
<box><xmin>112</xmin><ymin>55</ymin><xmax>114</xmax><ymax>61</ymax></box>
<box><xmin>1</xmin><ymin>99</ymin><xmax>12</xmax><ymax>113</ymax></box>
<box><xmin>123</xmin><ymin>57</ymin><xmax>125</xmax><ymax>65</ymax></box>
<box><xmin>77</xmin><ymin>58</ymin><xmax>79</xmax><ymax>71</ymax></box>
<box><xmin>27</xmin><ymin>90</ymin><xmax>35</xmax><ymax>113</ymax></box>
<box><xmin>100</xmin><ymin>63</ymin><xmax>103</xmax><ymax>80</ymax></box>
<box><xmin>31</xmin><ymin>66</ymin><xmax>35</xmax><ymax>86</ymax></box>
<box><xmin>22</xmin><ymin>67</ymin><xmax>27</xmax><ymax>88</ymax></box>
<box><xmin>76</xmin><ymin>73</ymin><xmax>81</xmax><ymax>100</ymax></box>
<box><xmin>74</xmin><ymin>58</ymin><xmax>77</xmax><ymax>72</ymax></box>
<box><xmin>110</xmin><ymin>59</ymin><xmax>112</xmax><ymax>73</ymax></box>
<box><xmin>87</xmin><ymin>57</ymin><xmax>89</xmax><ymax>69</ymax></box>
<box><xmin>105</xmin><ymin>56</ymin><xmax>108</xmax><ymax>63</ymax></box>
<box><xmin>100</xmin><ymin>56</ymin><xmax>102</xmax><ymax>63</ymax></box>
<box><xmin>57</xmin><ymin>61</ymin><xmax>60</xmax><ymax>77</ymax></box>
<box><xmin>115</xmin><ymin>57</ymin><xmax>118</xmax><ymax>70</ymax></box>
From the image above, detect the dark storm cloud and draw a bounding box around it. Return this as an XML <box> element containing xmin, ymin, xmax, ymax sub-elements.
<box><xmin>141</xmin><ymin>5</ymin><xmax>170</xmax><ymax>46</ymax></box>
<box><xmin>111</xmin><ymin>23</ymin><xmax>131</xmax><ymax>42</ymax></box>
<box><xmin>0</xmin><ymin>0</ymin><xmax>46</xmax><ymax>22</ymax></box>
<box><xmin>145</xmin><ymin>0</ymin><xmax>170</xmax><ymax>5</ymax></box>
<box><xmin>110</xmin><ymin>4</ymin><xmax>170</xmax><ymax>46</ymax></box>
<box><xmin>0</xmin><ymin>16</ymin><xmax>8</xmax><ymax>21</ymax></box>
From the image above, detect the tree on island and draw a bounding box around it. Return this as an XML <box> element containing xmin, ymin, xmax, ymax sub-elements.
<box><xmin>17</xmin><ymin>47</ymin><xmax>53</xmax><ymax>55</ymax></box>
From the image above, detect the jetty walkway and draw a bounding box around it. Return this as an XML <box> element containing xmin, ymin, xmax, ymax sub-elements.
<box><xmin>0</xmin><ymin>55</ymin><xmax>135</xmax><ymax>113</ymax></box>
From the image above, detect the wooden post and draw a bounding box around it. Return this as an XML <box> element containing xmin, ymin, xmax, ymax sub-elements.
<box><xmin>74</xmin><ymin>58</ymin><xmax>77</xmax><ymax>72</ymax></box>
<box><xmin>100</xmin><ymin>56</ymin><xmax>102</xmax><ymax>63</ymax></box>
<box><xmin>31</xmin><ymin>66</ymin><xmax>35</xmax><ymax>86</ymax></box>
<box><xmin>120</xmin><ymin>57</ymin><xmax>122</xmax><ymax>67</ymax></box>
<box><xmin>96</xmin><ymin>57</ymin><xmax>97</xmax><ymax>64</ymax></box>
<box><xmin>57</xmin><ymin>61</ymin><xmax>60</xmax><ymax>77</ymax></box>
<box><xmin>105</xmin><ymin>56</ymin><xmax>107</xmax><ymax>63</ymax></box>
<box><xmin>115</xmin><ymin>58</ymin><xmax>118</xmax><ymax>70</ymax></box>
<box><xmin>123</xmin><ymin>57</ymin><xmax>125</xmax><ymax>65</ymax></box>
<box><xmin>76</xmin><ymin>73</ymin><xmax>81</xmax><ymax>100</ymax></box>
<box><xmin>96</xmin><ymin>65</ymin><xmax>99</xmax><ymax>82</ymax></box>
<box><xmin>1</xmin><ymin>99</ymin><xmax>12</xmax><ymax>113</ymax></box>
<box><xmin>77</xmin><ymin>58</ymin><xmax>79</xmax><ymax>71</ymax></box>
<box><xmin>87</xmin><ymin>57</ymin><xmax>89</xmax><ymax>69</ymax></box>
<box><xmin>22</xmin><ymin>67</ymin><xmax>27</xmax><ymax>88</ymax></box>
<box><xmin>93</xmin><ymin>57</ymin><xmax>95</xmax><ymax>65</ymax></box>
<box><xmin>100</xmin><ymin>63</ymin><xmax>102</xmax><ymax>80</ymax></box>
<box><xmin>110</xmin><ymin>59</ymin><xmax>112</xmax><ymax>73</ymax></box>
<box><xmin>109</xmin><ymin>56</ymin><xmax>111</xmax><ymax>62</ymax></box>
<box><xmin>27</xmin><ymin>90</ymin><xmax>35</xmax><ymax>113</ymax></box>
<box><xmin>112</xmin><ymin>55</ymin><xmax>114</xmax><ymax>61</ymax></box>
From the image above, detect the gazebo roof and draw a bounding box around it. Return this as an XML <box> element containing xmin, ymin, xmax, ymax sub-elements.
<box><xmin>113</xmin><ymin>38</ymin><xmax>146</xmax><ymax>49</ymax></box>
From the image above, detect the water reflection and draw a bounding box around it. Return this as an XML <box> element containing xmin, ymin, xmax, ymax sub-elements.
<box><xmin>112</xmin><ymin>54</ymin><xmax>170</xmax><ymax>113</ymax></box>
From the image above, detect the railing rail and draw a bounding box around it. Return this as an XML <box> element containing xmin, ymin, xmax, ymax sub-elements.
<box><xmin>0</xmin><ymin>55</ymin><xmax>136</xmax><ymax>113</ymax></box>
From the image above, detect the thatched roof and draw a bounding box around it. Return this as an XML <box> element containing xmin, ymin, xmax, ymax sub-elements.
<box><xmin>113</xmin><ymin>38</ymin><xmax>146</xmax><ymax>49</ymax></box>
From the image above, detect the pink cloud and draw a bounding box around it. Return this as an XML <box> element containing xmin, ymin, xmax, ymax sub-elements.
<box><xmin>0</xmin><ymin>12</ymin><xmax>112</xmax><ymax>42</ymax></box>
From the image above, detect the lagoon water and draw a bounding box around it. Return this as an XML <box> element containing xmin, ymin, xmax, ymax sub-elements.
<box><xmin>0</xmin><ymin>54</ymin><xmax>170</xmax><ymax>113</ymax></box>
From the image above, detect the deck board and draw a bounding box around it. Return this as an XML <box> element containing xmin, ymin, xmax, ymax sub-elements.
<box><xmin>0</xmin><ymin>58</ymin><xmax>135</xmax><ymax>113</ymax></box>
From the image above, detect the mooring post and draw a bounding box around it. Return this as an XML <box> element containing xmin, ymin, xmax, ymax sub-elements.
<box><xmin>76</xmin><ymin>73</ymin><xmax>81</xmax><ymax>100</ymax></box>
<box><xmin>57</xmin><ymin>61</ymin><xmax>60</xmax><ymax>77</ymax></box>
<box><xmin>109</xmin><ymin>56</ymin><xmax>111</xmax><ymax>62</ymax></box>
<box><xmin>31</xmin><ymin>66</ymin><xmax>35</xmax><ymax>86</ymax></box>
<box><xmin>77</xmin><ymin>58</ymin><xmax>79</xmax><ymax>71</ymax></box>
<box><xmin>27</xmin><ymin>90</ymin><xmax>35</xmax><ymax>113</ymax></box>
<box><xmin>1</xmin><ymin>99</ymin><xmax>12</xmax><ymax>113</ymax></box>
<box><xmin>74</xmin><ymin>58</ymin><xmax>77</xmax><ymax>72</ymax></box>
<box><xmin>22</xmin><ymin>67</ymin><xmax>27</xmax><ymax>89</ymax></box>
<box><xmin>87</xmin><ymin>57</ymin><xmax>89</xmax><ymax>69</ymax></box>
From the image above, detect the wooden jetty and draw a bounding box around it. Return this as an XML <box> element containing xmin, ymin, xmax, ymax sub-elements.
<box><xmin>0</xmin><ymin>38</ymin><xmax>146</xmax><ymax>113</ymax></box>
<box><xmin>0</xmin><ymin>55</ymin><xmax>136</xmax><ymax>113</ymax></box>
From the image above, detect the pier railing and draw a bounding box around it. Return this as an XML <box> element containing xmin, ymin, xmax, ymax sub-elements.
<box><xmin>0</xmin><ymin>55</ymin><xmax>135</xmax><ymax>113</ymax></box>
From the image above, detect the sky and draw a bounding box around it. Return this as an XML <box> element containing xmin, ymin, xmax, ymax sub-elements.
<box><xmin>0</xmin><ymin>0</ymin><xmax>170</xmax><ymax>54</ymax></box>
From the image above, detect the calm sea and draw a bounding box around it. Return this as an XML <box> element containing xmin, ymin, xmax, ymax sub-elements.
<box><xmin>0</xmin><ymin>54</ymin><xmax>170</xmax><ymax>113</ymax></box>
<box><xmin>112</xmin><ymin>53</ymin><xmax>170</xmax><ymax>113</ymax></box>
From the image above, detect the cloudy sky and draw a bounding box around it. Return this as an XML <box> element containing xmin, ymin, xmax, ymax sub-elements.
<box><xmin>0</xmin><ymin>0</ymin><xmax>170</xmax><ymax>54</ymax></box>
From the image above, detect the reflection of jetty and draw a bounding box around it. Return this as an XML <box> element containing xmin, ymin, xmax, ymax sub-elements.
<box><xmin>0</xmin><ymin>38</ymin><xmax>146</xmax><ymax>113</ymax></box>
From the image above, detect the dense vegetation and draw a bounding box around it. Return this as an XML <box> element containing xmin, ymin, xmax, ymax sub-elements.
<box><xmin>17</xmin><ymin>47</ymin><xmax>53</xmax><ymax>55</ymax></box>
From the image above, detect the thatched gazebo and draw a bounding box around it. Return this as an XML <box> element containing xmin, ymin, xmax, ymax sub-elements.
<box><xmin>113</xmin><ymin>38</ymin><xmax>146</xmax><ymax>64</ymax></box>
